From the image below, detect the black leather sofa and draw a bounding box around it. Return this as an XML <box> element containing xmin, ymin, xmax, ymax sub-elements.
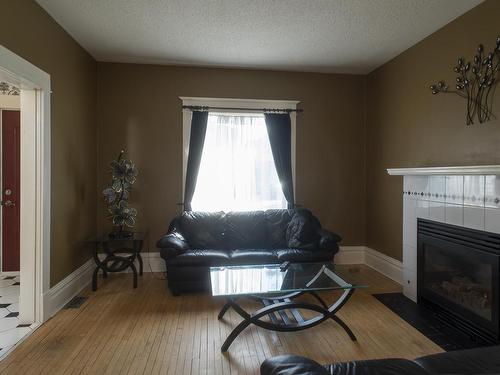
<box><xmin>157</xmin><ymin>209</ymin><xmax>341</xmax><ymax>295</ymax></box>
<box><xmin>260</xmin><ymin>345</ymin><xmax>500</xmax><ymax>374</ymax></box>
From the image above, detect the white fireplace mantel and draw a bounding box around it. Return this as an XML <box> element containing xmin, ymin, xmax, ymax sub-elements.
<box><xmin>387</xmin><ymin>165</ymin><xmax>500</xmax><ymax>176</ymax></box>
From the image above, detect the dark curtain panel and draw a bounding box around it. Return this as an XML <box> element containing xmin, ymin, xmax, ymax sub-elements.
<box><xmin>184</xmin><ymin>111</ymin><xmax>209</xmax><ymax>211</ymax></box>
<box><xmin>264</xmin><ymin>113</ymin><xmax>295</xmax><ymax>208</ymax></box>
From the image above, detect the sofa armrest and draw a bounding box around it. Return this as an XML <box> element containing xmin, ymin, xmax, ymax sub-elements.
<box><xmin>260</xmin><ymin>355</ymin><xmax>328</xmax><ymax>375</ymax></box>
<box><xmin>317</xmin><ymin>228</ymin><xmax>342</xmax><ymax>254</ymax></box>
<box><xmin>156</xmin><ymin>231</ymin><xmax>190</xmax><ymax>259</ymax></box>
<box><xmin>415</xmin><ymin>345</ymin><xmax>500</xmax><ymax>374</ymax></box>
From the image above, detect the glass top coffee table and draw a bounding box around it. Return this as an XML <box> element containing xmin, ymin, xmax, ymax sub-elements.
<box><xmin>210</xmin><ymin>262</ymin><xmax>367</xmax><ymax>352</ymax></box>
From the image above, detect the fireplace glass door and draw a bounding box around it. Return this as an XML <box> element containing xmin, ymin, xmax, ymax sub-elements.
<box><xmin>422</xmin><ymin>243</ymin><xmax>493</xmax><ymax>321</ymax></box>
<box><xmin>418</xmin><ymin>219</ymin><xmax>500</xmax><ymax>341</ymax></box>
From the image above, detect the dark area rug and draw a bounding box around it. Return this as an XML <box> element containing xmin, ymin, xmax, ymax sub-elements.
<box><xmin>373</xmin><ymin>292</ymin><xmax>492</xmax><ymax>351</ymax></box>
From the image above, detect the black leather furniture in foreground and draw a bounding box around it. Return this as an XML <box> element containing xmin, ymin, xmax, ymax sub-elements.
<box><xmin>260</xmin><ymin>345</ymin><xmax>500</xmax><ymax>374</ymax></box>
<box><xmin>157</xmin><ymin>209</ymin><xmax>341</xmax><ymax>295</ymax></box>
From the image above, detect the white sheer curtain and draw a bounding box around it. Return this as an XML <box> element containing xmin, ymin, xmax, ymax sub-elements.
<box><xmin>191</xmin><ymin>113</ymin><xmax>286</xmax><ymax>212</ymax></box>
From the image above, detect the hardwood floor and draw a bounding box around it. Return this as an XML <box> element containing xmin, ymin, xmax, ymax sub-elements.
<box><xmin>0</xmin><ymin>265</ymin><xmax>442</xmax><ymax>374</ymax></box>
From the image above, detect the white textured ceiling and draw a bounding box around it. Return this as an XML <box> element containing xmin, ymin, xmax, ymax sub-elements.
<box><xmin>36</xmin><ymin>0</ymin><xmax>483</xmax><ymax>74</ymax></box>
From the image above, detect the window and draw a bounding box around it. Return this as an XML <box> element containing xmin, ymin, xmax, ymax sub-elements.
<box><xmin>191</xmin><ymin>112</ymin><xmax>286</xmax><ymax>211</ymax></box>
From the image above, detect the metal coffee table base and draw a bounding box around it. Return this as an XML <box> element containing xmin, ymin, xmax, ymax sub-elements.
<box><xmin>218</xmin><ymin>289</ymin><xmax>356</xmax><ymax>352</ymax></box>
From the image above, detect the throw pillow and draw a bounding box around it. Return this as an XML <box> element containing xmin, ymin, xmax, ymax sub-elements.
<box><xmin>286</xmin><ymin>209</ymin><xmax>321</xmax><ymax>250</ymax></box>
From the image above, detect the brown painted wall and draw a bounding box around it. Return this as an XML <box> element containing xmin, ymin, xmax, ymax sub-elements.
<box><xmin>97</xmin><ymin>64</ymin><xmax>366</xmax><ymax>248</ymax></box>
<box><xmin>1</xmin><ymin>1</ymin><xmax>98</xmax><ymax>285</ymax></box>
<box><xmin>4</xmin><ymin>0</ymin><xmax>491</xmax><ymax>281</ymax></box>
<box><xmin>366</xmin><ymin>0</ymin><xmax>500</xmax><ymax>260</ymax></box>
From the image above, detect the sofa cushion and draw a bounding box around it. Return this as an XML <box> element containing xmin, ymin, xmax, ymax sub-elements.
<box><xmin>326</xmin><ymin>359</ymin><xmax>430</xmax><ymax>375</ymax></box>
<box><xmin>223</xmin><ymin>211</ymin><xmax>268</xmax><ymax>249</ymax></box>
<box><xmin>260</xmin><ymin>356</ymin><xmax>430</xmax><ymax>375</ymax></box>
<box><xmin>264</xmin><ymin>209</ymin><xmax>295</xmax><ymax>248</ymax></box>
<box><xmin>415</xmin><ymin>345</ymin><xmax>500</xmax><ymax>374</ymax></box>
<box><xmin>166</xmin><ymin>249</ymin><xmax>230</xmax><ymax>267</ymax></box>
<box><xmin>230</xmin><ymin>249</ymin><xmax>279</xmax><ymax>265</ymax></box>
<box><xmin>286</xmin><ymin>209</ymin><xmax>321</xmax><ymax>250</ymax></box>
<box><xmin>260</xmin><ymin>355</ymin><xmax>329</xmax><ymax>375</ymax></box>
<box><xmin>276</xmin><ymin>248</ymin><xmax>333</xmax><ymax>263</ymax></box>
<box><xmin>179</xmin><ymin>211</ymin><xmax>225</xmax><ymax>248</ymax></box>
<box><xmin>166</xmin><ymin>249</ymin><xmax>281</xmax><ymax>267</ymax></box>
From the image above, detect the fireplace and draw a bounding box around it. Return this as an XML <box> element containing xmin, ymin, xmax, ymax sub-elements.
<box><xmin>417</xmin><ymin>218</ymin><xmax>500</xmax><ymax>343</ymax></box>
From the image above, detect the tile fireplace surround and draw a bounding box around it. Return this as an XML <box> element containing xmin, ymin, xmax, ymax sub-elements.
<box><xmin>388</xmin><ymin>165</ymin><xmax>500</xmax><ymax>302</ymax></box>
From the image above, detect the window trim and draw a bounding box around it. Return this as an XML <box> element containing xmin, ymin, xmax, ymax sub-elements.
<box><xmin>180</xmin><ymin>97</ymin><xmax>299</xmax><ymax>206</ymax></box>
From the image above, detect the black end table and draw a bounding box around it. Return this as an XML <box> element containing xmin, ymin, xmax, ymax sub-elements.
<box><xmin>86</xmin><ymin>232</ymin><xmax>146</xmax><ymax>291</ymax></box>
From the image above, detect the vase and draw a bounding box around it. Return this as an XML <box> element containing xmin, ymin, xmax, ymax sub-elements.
<box><xmin>109</xmin><ymin>226</ymin><xmax>133</xmax><ymax>239</ymax></box>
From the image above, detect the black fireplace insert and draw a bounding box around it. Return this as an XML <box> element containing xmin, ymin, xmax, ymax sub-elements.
<box><xmin>417</xmin><ymin>219</ymin><xmax>500</xmax><ymax>343</ymax></box>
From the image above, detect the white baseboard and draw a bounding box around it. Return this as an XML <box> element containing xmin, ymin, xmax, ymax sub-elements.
<box><xmin>137</xmin><ymin>248</ymin><xmax>403</xmax><ymax>285</ymax></box>
<box><xmin>336</xmin><ymin>246</ymin><xmax>403</xmax><ymax>285</ymax></box>
<box><xmin>364</xmin><ymin>247</ymin><xmax>403</xmax><ymax>285</ymax></box>
<box><xmin>141</xmin><ymin>251</ymin><xmax>166</xmax><ymax>273</ymax></box>
<box><xmin>116</xmin><ymin>251</ymin><xmax>166</xmax><ymax>273</ymax></box>
<box><xmin>43</xmin><ymin>259</ymin><xmax>94</xmax><ymax>320</ymax></box>
<box><xmin>335</xmin><ymin>246</ymin><xmax>366</xmax><ymax>264</ymax></box>
<box><xmin>102</xmin><ymin>249</ymin><xmax>401</xmax><ymax>286</ymax></box>
<box><xmin>143</xmin><ymin>248</ymin><xmax>403</xmax><ymax>286</ymax></box>
<box><xmin>41</xmin><ymin>247</ymin><xmax>401</xmax><ymax>323</ymax></box>
<box><xmin>42</xmin><ymin>252</ymin><xmax>165</xmax><ymax>321</ymax></box>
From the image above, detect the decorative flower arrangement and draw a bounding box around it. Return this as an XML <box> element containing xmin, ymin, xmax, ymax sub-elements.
<box><xmin>103</xmin><ymin>150</ymin><xmax>138</xmax><ymax>238</ymax></box>
<box><xmin>430</xmin><ymin>36</ymin><xmax>500</xmax><ymax>125</ymax></box>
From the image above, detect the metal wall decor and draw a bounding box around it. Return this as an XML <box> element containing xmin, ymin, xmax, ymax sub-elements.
<box><xmin>0</xmin><ymin>82</ymin><xmax>20</xmax><ymax>96</ymax></box>
<box><xmin>430</xmin><ymin>37</ymin><xmax>500</xmax><ymax>125</ymax></box>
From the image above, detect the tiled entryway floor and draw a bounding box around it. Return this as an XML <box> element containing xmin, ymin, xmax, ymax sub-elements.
<box><xmin>0</xmin><ymin>275</ymin><xmax>32</xmax><ymax>358</ymax></box>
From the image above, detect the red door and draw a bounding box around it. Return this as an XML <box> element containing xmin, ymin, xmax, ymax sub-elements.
<box><xmin>2</xmin><ymin>110</ymin><xmax>20</xmax><ymax>272</ymax></box>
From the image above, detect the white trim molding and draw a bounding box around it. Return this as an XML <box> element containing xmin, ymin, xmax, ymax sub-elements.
<box><xmin>364</xmin><ymin>247</ymin><xmax>403</xmax><ymax>284</ymax></box>
<box><xmin>105</xmin><ymin>252</ymin><xmax>166</xmax><ymax>274</ymax></box>
<box><xmin>335</xmin><ymin>246</ymin><xmax>403</xmax><ymax>285</ymax></box>
<box><xmin>41</xmin><ymin>248</ymin><xmax>402</xmax><ymax>323</ymax></box>
<box><xmin>43</xmin><ymin>259</ymin><xmax>93</xmax><ymax>319</ymax></box>
<box><xmin>102</xmin><ymin>249</ymin><xmax>403</xmax><ymax>285</ymax></box>
<box><xmin>387</xmin><ymin>165</ymin><xmax>500</xmax><ymax>176</ymax></box>
<box><xmin>335</xmin><ymin>246</ymin><xmax>365</xmax><ymax>264</ymax></box>
<box><xmin>139</xmin><ymin>251</ymin><xmax>166</xmax><ymax>273</ymax></box>
<box><xmin>42</xmin><ymin>253</ymin><xmax>166</xmax><ymax>320</ymax></box>
<box><xmin>0</xmin><ymin>46</ymin><xmax>50</xmax><ymax>91</ymax></box>
<box><xmin>0</xmin><ymin>45</ymin><xmax>51</xmax><ymax>325</ymax></box>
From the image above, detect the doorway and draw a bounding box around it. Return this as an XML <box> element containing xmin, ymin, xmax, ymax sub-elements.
<box><xmin>0</xmin><ymin>91</ymin><xmax>23</xmax><ymax>355</ymax></box>
<box><xmin>0</xmin><ymin>45</ymin><xmax>51</xmax><ymax>357</ymax></box>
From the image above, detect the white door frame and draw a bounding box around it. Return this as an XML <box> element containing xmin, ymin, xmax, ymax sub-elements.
<box><xmin>0</xmin><ymin>45</ymin><xmax>51</xmax><ymax>324</ymax></box>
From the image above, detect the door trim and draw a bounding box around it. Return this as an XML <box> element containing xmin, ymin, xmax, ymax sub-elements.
<box><xmin>0</xmin><ymin>45</ymin><xmax>51</xmax><ymax>324</ymax></box>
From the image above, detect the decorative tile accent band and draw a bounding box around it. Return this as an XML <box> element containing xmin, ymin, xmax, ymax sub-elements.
<box><xmin>404</xmin><ymin>175</ymin><xmax>500</xmax><ymax>208</ymax></box>
<box><xmin>403</xmin><ymin>191</ymin><xmax>499</xmax><ymax>202</ymax></box>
